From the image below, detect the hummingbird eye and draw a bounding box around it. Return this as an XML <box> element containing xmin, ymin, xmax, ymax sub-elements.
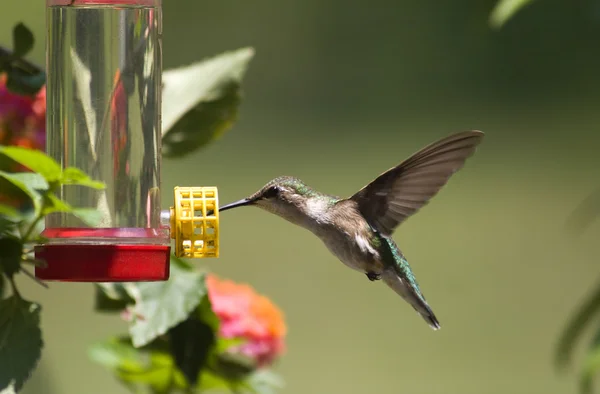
<box><xmin>263</xmin><ymin>186</ymin><xmax>279</xmax><ymax>199</ymax></box>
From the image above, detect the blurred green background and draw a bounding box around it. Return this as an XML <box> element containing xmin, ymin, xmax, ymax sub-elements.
<box><xmin>3</xmin><ymin>0</ymin><xmax>600</xmax><ymax>393</ymax></box>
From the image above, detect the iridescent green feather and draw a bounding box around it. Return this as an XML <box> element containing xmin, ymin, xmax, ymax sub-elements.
<box><xmin>379</xmin><ymin>235</ymin><xmax>425</xmax><ymax>298</ymax></box>
<box><xmin>268</xmin><ymin>176</ymin><xmax>339</xmax><ymax>206</ymax></box>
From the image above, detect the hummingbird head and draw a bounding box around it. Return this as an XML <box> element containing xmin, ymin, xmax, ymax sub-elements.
<box><xmin>219</xmin><ymin>176</ymin><xmax>326</xmax><ymax>226</ymax></box>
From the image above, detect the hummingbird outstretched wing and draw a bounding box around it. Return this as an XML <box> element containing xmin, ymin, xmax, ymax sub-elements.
<box><xmin>350</xmin><ymin>130</ymin><xmax>484</xmax><ymax>236</ymax></box>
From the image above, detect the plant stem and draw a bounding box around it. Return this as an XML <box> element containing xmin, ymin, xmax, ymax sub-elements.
<box><xmin>21</xmin><ymin>213</ymin><xmax>44</xmax><ymax>243</ymax></box>
<box><xmin>20</xmin><ymin>267</ymin><xmax>48</xmax><ymax>289</ymax></box>
<box><xmin>0</xmin><ymin>46</ymin><xmax>43</xmax><ymax>74</ymax></box>
<box><xmin>8</xmin><ymin>276</ymin><xmax>21</xmax><ymax>299</ymax></box>
<box><xmin>21</xmin><ymin>258</ymin><xmax>47</xmax><ymax>268</ymax></box>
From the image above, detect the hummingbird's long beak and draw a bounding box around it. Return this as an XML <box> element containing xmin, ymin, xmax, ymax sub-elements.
<box><xmin>219</xmin><ymin>198</ymin><xmax>253</xmax><ymax>212</ymax></box>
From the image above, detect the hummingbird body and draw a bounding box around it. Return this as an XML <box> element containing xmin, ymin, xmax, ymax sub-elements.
<box><xmin>219</xmin><ymin>131</ymin><xmax>484</xmax><ymax>330</ymax></box>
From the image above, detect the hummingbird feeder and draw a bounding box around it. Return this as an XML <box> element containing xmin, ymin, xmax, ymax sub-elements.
<box><xmin>34</xmin><ymin>0</ymin><xmax>220</xmax><ymax>282</ymax></box>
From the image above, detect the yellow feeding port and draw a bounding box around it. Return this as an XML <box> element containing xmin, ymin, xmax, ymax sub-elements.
<box><xmin>170</xmin><ymin>186</ymin><xmax>220</xmax><ymax>258</ymax></box>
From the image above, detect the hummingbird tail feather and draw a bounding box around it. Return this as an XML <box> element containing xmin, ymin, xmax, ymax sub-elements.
<box><xmin>420</xmin><ymin>303</ymin><xmax>441</xmax><ymax>330</ymax></box>
<box><xmin>381</xmin><ymin>268</ymin><xmax>441</xmax><ymax>330</ymax></box>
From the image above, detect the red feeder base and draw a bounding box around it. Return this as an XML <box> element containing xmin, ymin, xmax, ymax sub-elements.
<box><xmin>34</xmin><ymin>228</ymin><xmax>171</xmax><ymax>282</ymax></box>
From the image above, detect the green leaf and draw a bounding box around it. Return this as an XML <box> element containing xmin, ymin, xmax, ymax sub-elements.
<box><xmin>197</xmin><ymin>369</ymin><xmax>232</xmax><ymax>392</ymax></box>
<box><xmin>0</xmin><ymin>50</ymin><xmax>8</xmax><ymax>72</ymax></box>
<box><xmin>0</xmin><ymin>275</ymin><xmax>5</xmax><ymax>299</ymax></box>
<box><xmin>215</xmin><ymin>337</ymin><xmax>247</xmax><ymax>355</ymax></box>
<box><xmin>0</xmin><ymin>236</ymin><xmax>23</xmax><ymax>278</ymax></box>
<box><xmin>70</xmin><ymin>208</ymin><xmax>103</xmax><ymax>227</ymax></box>
<box><xmin>197</xmin><ymin>293</ymin><xmax>219</xmax><ymax>333</ymax></box>
<box><xmin>0</xmin><ymin>171</ymin><xmax>42</xmax><ymax>215</ymax></box>
<box><xmin>0</xmin><ymin>44</ymin><xmax>44</xmax><ymax>96</ymax></box>
<box><xmin>97</xmin><ymin>283</ymin><xmax>134</xmax><ymax>302</ymax></box>
<box><xmin>0</xmin><ymin>168</ymin><xmax>104</xmax><ymax>227</ymax></box>
<box><xmin>555</xmin><ymin>282</ymin><xmax>600</xmax><ymax>369</ymax></box>
<box><xmin>489</xmin><ymin>0</ymin><xmax>536</xmax><ymax>29</ymax></box>
<box><xmin>42</xmin><ymin>193</ymin><xmax>103</xmax><ymax>227</ymax></box>
<box><xmin>244</xmin><ymin>369</ymin><xmax>285</xmax><ymax>394</ymax></box>
<box><xmin>0</xmin><ymin>147</ymin><xmax>62</xmax><ymax>183</ymax></box>
<box><xmin>5</xmin><ymin>70</ymin><xmax>45</xmax><ymax>96</ymax></box>
<box><xmin>566</xmin><ymin>187</ymin><xmax>600</xmax><ymax>236</ymax></box>
<box><xmin>0</xmin><ymin>217</ymin><xmax>18</xmax><ymax>239</ymax></box>
<box><xmin>94</xmin><ymin>289</ymin><xmax>129</xmax><ymax>313</ymax></box>
<box><xmin>0</xmin><ymin>297</ymin><xmax>43</xmax><ymax>393</ymax></box>
<box><xmin>5</xmin><ymin>173</ymin><xmax>49</xmax><ymax>192</ymax></box>
<box><xmin>580</xmin><ymin>329</ymin><xmax>600</xmax><ymax>394</ymax></box>
<box><xmin>125</xmin><ymin>257</ymin><xmax>208</xmax><ymax>347</ymax></box>
<box><xmin>12</xmin><ymin>23</ymin><xmax>34</xmax><ymax>59</ymax></box>
<box><xmin>61</xmin><ymin>167</ymin><xmax>105</xmax><ymax>190</ymax></box>
<box><xmin>40</xmin><ymin>193</ymin><xmax>70</xmax><ymax>215</ymax></box>
<box><xmin>213</xmin><ymin>352</ymin><xmax>256</xmax><ymax>382</ymax></box>
<box><xmin>19</xmin><ymin>217</ymin><xmax>45</xmax><ymax>244</ymax></box>
<box><xmin>89</xmin><ymin>337</ymin><xmax>188</xmax><ymax>393</ymax></box>
<box><xmin>0</xmin><ymin>204</ymin><xmax>21</xmax><ymax>222</ymax></box>
<box><xmin>198</xmin><ymin>367</ymin><xmax>283</xmax><ymax>394</ymax></box>
<box><xmin>89</xmin><ymin>337</ymin><xmax>147</xmax><ymax>371</ymax></box>
<box><xmin>169</xmin><ymin>314</ymin><xmax>216</xmax><ymax>386</ymax></box>
<box><xmin>161</xmin><ymin>47</ymin><xmax>254</xmax><ymax>157</ymax></box>
<box><xmin>0</xmin><ymin>171</ymin><xmax>48</xmax><ymax>219</ymax></box>
<box><xmin>95</xmin><ymin>283</ymin><xmax>134</xmax><ymax>313</ymax></box>
<box><xmin>168</xmin><ymin>293</ymin><xmax>224</xmax><ymax>385</ymax></box>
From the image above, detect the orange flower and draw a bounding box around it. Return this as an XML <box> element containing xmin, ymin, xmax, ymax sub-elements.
<box><xmin>206</xmin><ymin>274</ymin><xmax>286</xmax><ymax>367</ymax></box>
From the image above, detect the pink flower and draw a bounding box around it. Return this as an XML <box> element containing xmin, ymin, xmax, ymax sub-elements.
<box><xmin>0</xmin><ymin>73</ymin><xmax>46</xmax><ymax>154</ymax></box>
<box><xmin>206</xmin><ymin>274</ymin><xmax>287</xmax><ymax>367</ymax></box>
<box><xmin>0</xmin><ymin>73</ymin><xmax>46</xmax><ymax>207</ymax></box>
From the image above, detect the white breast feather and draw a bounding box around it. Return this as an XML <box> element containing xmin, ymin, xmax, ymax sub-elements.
<box><xmin>355</xmin><ymin>234</ymin><xmax>379</xmax><ymax>258</ymax></box>
<box><xmin>306</xmin><ymin>198</ymin><xmax>329</xmax><ymax>221</ymax></box>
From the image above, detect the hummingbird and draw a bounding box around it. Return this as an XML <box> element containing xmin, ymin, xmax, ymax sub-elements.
<box><xmin>219</xmin><ymin>130</ymin><xmax>484</xmax><ymax>330</ymax></box>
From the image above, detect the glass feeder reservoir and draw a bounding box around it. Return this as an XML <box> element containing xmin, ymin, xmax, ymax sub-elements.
<box><xmin>34</xmin><ymin>0</ymin><xmax>220</xmax><ymax>282</ymax></box>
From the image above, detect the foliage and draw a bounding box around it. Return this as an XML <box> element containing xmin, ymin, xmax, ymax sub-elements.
<box><xmin>0</xmin><ymin>21</ymin><xmax>286</xmax><ymax>394</ymax></box>
<box><xmin>0</xmin><ymin>145</ymin><xmax>105</xmax><ymax>394</ymax></box>
<box><xmin>162</xmin><ymin>48</ymin><xmax>254</xmax><ymax>158</ymax></box>
<box><xmin>488</xmin><ymin>1</ymin><xmax>600</xmax><ymax>392</ymax></box>
<box><xmin>0</xmin><ymin>297</ymin><xmax>42</xmax><ymax>393</ymax></box>
<box><xmin>489</xmin><ymin>0</ymin><xmax>536</xmax><ymax>29</ymax></box>
<box><xmin>554</xmin><ymin>283</ymin><xmax>600</xmax><ymax>394</ymax></box>
<box><xmin>92</xmin><ymin>269</ymin><xmax>285</xmax><ymax>393</ymax></box>
<box><xmin>0</xmin><ymin>23</ymin><xmax>45</xmax><ymax>95</ymax></box>
<box><xmin>563</xmin><ymin>193</ymin><xmax>600</xmax><ymax>393</ymax></box>
<box><xmin>566</xmin><ymin>188</ymin><xmax>600</xmax><ymax>236</ymax></box>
